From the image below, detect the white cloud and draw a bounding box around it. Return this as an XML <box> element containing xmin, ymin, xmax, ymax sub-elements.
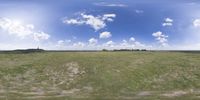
<box><xmin>120</xmin><ymin>39</ymin><xmax>129</xmax><ymax>47</ymax></box>
<box><xmin>88</xmin><ymin>38</ymin><xmax>98</xmax><ymax>45</ymax></box>
<box><xmin>165</xmin><ymin>18</ymin><xmax>173</xmax><ymax>22</ymax></box>
<box><xmin>129</xmin><ymin>37</ymin><xmax>135</xmax><ymax>42</ymax></box>
<box><xmin>103</xmin><ymin>40</ymin><xmax>115</xmax><ymax>47</ymax></box>
<box><xmin>103</xmin><ymin>14</ymin><xmax>116</xmax><ymax>18</ymax></box>
<box><xmin>95</xmin><ymin>36</ymin><xmax>146</xmax><ymax>49</ymax></box>
<box><xmin>99</xmin><ymin>31</ymin><xmax>112</xmax><ymax>39</ymax></box>
<box><xmin>162</xmin><ymin>18</ymin><xmax>173</xmax><ymax>27</ymax></box>
<box><xmin>64</xmin><ymin>19</ymin><xmax>85</xmax><ymax>25</ymax></box>
<box><xmin>63</xmin><ymin>13</ymin><xmax>116</xmax><ymax>31</ymax></box>
<box><xmin>152</xmin><ymin>31</ymin><xmax>168</xmax><ymax>46</ymax></box>
<box><xmin>33</xmin><ymin>32</ymin><xmax>50</xmax><ymax>41</ymax></box>
<box><xmin>73</xmin><ymin>42</ymin><xmax>85</xmax><ymax>47</ymax></box>
<box><xmin>103</xmin><ymin>14</ymin><xmax>116</xmax><ymax>22</ymax></box>
<box><xmin>52</xmin><ymin>36</ymin><xmax>150</xmax><ymax>50</ymax></box>
<box><xmin>0</xmin><ymin>18</ymin><xmax>33</xmax><ymax>38</ymax></box>
<box><xmin>94</xmin><ymin>2</ymin><xmax>127</xmax><ymax>7</ymax></box>
<box><xmin>135</xmin><ymin>10</ymin><xmax>144</xmax><ymax>14</ymax></box>
<box><xmin>56</xmin><ymin>39</ymin><xmax>72</xmax><ymax>47</ymax></box>
<box><xmin>81</xmin><ymin>14</ymin><xmax>106</xmax><ymax>31</ymax></box>
<box><xmin>134</xmin><ymin>41</ymin><xmax>146</xmax><ymax>47</ymax></box>
<box><xmin>120</xmin><ymin>39</ymin><xmax>134</xmax><ymax>49</ymax></box>
<box><xmin>193</xmin><ymin>19</ymin><xmax>200</xmax><ymax>27</ymax></box>
<box><xmin>50</xmin><ymin>36</ymin><xmax>152</xmax><ymax>50</ymax></box>
<box><xmin>121</xmin><ymin>37</ymin><xmax>146</xmax><ymax>48</ymax></box>
<box><xmin>0</xmin><ymin>17</ymin><xmax>50</xmax><ymax>41</ymax></box>
<box><xmin>57</xmin><ymin>40</ymin><xmax>65</xmax><ymax>45</ymax></box>
<box><xmin>162</xmin><ymin>23</ymin><xmax>173</xmax><ymax>26</ymax></box>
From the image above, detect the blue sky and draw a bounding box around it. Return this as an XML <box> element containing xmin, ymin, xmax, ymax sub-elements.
<box><xmin>0</xmin><ymin>0</ymin><xmax>200</xmax><ymax>50</ymax></box>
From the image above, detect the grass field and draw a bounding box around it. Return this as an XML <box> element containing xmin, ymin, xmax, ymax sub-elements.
<box><xmin>0</xmin><ymin>51</ymin><xmax>200</xmax><ymax>100</ymax></box>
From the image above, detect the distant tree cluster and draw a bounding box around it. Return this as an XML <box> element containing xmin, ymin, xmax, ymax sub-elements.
<box><xmin>102</xmin><ymin>49</ymin><xmax>109</xmax><ymax>51</ymax></box>
<box><xmin>102</xmin><ymin>49</ymin><xmax>147</xmax><ymax>51</ymax></box>
<box><xmin>13</xmin><ymin>49</ymin><xmax>45</xmax><ymax>53</ymax></box>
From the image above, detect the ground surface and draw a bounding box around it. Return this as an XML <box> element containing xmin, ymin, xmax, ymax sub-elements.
<box><xmin>0</xmin><ymin>51</ymin><xmax>200</xmax><ymax>100</ymax></box>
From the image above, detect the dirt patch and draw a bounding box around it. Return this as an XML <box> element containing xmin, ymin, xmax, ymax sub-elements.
<box><xmin>162</xmin><ymin>90</ymin><xmax>187</xmax><ymax>97</ymax></box>
<box><xmin>0</xmin><ymin>90</ymin><xmax>5</xmax><ymax>93</ymax></box>
<box><xmin>67</xmin><ymin>62</ymin><xmax>85</xmax><ymax>80</ymax></box>
<box><xmin>82</xmin><ymin>86</ymin><xmax>93</xmax><ymax>91</ymax></box>
<box><xmin>44</xmin><ymin>62</ymin><xmax>85</xmax><ymax>87</ymax></box>
<box><xmin>61</xmin><ymin>88</ymin><xmax>80</xmax><ymax>95</ymax></box>
<box><xmin>137</xmin><ymin>91</ymin><xmax>152</xmax><ymax>96</ymax></box>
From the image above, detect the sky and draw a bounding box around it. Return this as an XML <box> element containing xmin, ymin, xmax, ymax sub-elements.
<box><xmin>0</xmin><ymin>0</ymin><xmax>200</xmax><ymax>50</ymax></box>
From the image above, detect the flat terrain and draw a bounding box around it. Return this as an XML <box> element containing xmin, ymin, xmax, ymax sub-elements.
<box><xmin>0</xmin><ymin>51</ymin><xmax>200</xmax><ymax>100</ymax></box>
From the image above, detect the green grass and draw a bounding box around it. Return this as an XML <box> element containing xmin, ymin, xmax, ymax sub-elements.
<box><xmin>0</xmin><ymin>51</ymin><xmax>200</xmax><ymax>100</ymax></box>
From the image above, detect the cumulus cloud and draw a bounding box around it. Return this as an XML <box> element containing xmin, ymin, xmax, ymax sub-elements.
<box><xmin>64</xmin><ymin>19</ymin><xmax>85</xmax><ymax>25</ymax></box>
<box><xmin>33</xmin><ymin>32</ymin><xmax>50</xmax><ymax>41</ymax></box>
<box><xmin>88</xmin><ymin>38</ymin><xmax>98</xmax><ymax>45</ymax></box>
<box><xmin>193</xmin><ymin>19</ymin><xmax>200</xmax><ymax>27</ymax></box>
<box><xmin>134</xmin><ymin>41</ymin><xmax>145</xmax><ymax>47</ymax></box>
<box><xmin>152</xmin><ymin>31</ymin><xmax>168</xmax><ymax>46</ymax></box>
<box><xmin>120</xmin><ymin>37</ymin><xmax>146</xmax><ymax>48</ymax></box>
<box><xmin>102</xmin><ymin>14</ymin><xmax>116</xmax><ymax>22</ymax></box>
<box><xmin>95</xmin><ymin>36</ymin><xmax>148</xmax><ymax>50</ymax></box>
<box><xmin>129</xmin><ymin>37</ymin><xmax>135</xmax><ymax>42</ymax></box>
<box><xmin>73</xmin><ymin>42</ymin><xmax>85</xmax><ymax>47</ymax></box>
<box><xmin>103</xmin><ymin>40</ymin><xmax>115</xmax><ymax>47</ymax></box>
<box><xmin>120</xmin><ymin>39</ymin><xmax>132</xmax><ymax>48</ymax></box>
<box><xmin>56</xmin><ymin>39</ymin><xmax>72</xmax><ymax>47</ymax></box>
<box><xmin>99</xmin><ymin>31</ymin><xmax>112</xmax><ymax>39</ymax></box>
<box><xmin>162</xmin><ymin>18</ymin><xmax>173</xmax><ymax>27</ymax></box>
<box><xmin>57</xmin><ymin>40</ymin><xmax>65</xmax><ymax>45</ymax></box>
<box><xmin>0</xmin><ymin>18</ymin><xmax>33</xmax><ymax>38</ymax></box>
<box><xmin>0</xmin><ymin>17</ymin><xmax>50</xmax><ymax>41</ymax></box>
<box><xmin>52</xmin><ymin>36</ymin><xmax>151</xmax><ymax>50</ymax></box>
<box><xmin>165</xmin><ymin>18</ymin><xmax>173</xmax><ymax>22</ymax></box>
<box><xmin>94</xmin><ymin>2</ymin><xmax>127</xmax><ymax>7</ymax></box>
<box><xmin>120</xmin><ymin>39</ymin><xmax>129</xmax><ymax>47</ymax></box>
<box><xmin>63</xmin><ymin>13</ymin><xmax>116</xmax><ymax>31</ymax></box>
<box><xmin>162</xmin><ymin>23</ymin><xmax>173</xmax><ymax>27</ymax></box>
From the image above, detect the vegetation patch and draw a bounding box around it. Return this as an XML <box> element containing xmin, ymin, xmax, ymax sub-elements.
<box><xmin>0</xmin><ymin>51</ymin><xmax>200</xmax><ymax>99</ymax></box>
